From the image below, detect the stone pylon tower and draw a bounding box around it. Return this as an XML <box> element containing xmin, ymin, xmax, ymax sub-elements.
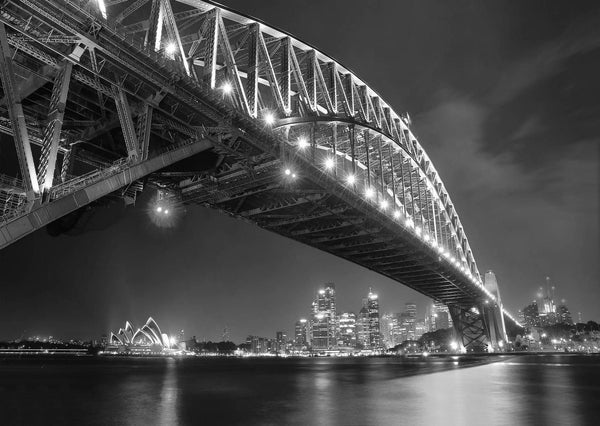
<box><xmin>484</xmin><ymin>270</ymin><xmax>508</xmax><ymax>350</ymax></box>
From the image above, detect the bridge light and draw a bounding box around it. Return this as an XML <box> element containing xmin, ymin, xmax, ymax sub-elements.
<box><xmin>221</xmin><ymin>81</ymin><xmax>233</xmax><ymax>94</ymax></box>
<box><xmin>365</xmin><ymin>187</ymin><xmax>375</xmax><ymax>198</ymax></box>
<box><xmin>164</xmin><ymin>209</ymin><xmax>170</xmax><ymax>215</ymax></box>
<box><xmin>165</xmin><ymin>42</ymin><xmax>177</xmax><ymax>55</ymax></box>
<box><xmin>156</xmin><ymin>206</ymin><xmax>163</xmax><ymax>213</ymax></box>
<box><xmin>264</xmin><ymin>111</ymin><xmax>276</xmax><ymax>125</ymax></box>
<box><xmin>324</xmin><ymin>157</ymin><xmax>335</xmax><ymax>170</ymax></box>
<box><xmin>291</xmin><ymin>173</ymin><xmax>297</xmax><ymax>178</ymax></box>
<box><xmin>346</xmin><ymin>174</ymin><xmax>356</xmax><ymax>185</ymax></box>
<box><xmin>380</xmin><ymin>200</ymin><xmax>388</xmax><ymax>210</ymax></box>
<box><xmin>393</xmin><ymin>210</ymin><xmax>401</xmax><ymax>219</ymax></box>
<box><xmin>297</xmin><ymin>136</ymin><xmax>309</xmax><ymax>149</ymax></box>
<box><xmin>284</xmin><ymin>168</ymin><xmax>291</xmax><ymax>176</ymax></box>
<box><xmin>423</xmin><ymin>234</ymin><xmax>429</xmax><ymax>242</ymax></box>
<box><xmin>415</xmin><ymin>226</ymin><xmax>422</xmax><ymax>236</ymax></box>
<box><xmin>97</xmin><ymin>0</ymin><xmax>107</xmax><ymax>19</ymax></box>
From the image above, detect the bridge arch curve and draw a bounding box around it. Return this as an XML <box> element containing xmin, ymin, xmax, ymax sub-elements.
<box><xmin>0</xmin><ymin>0</ymin><xmax>522</xmax><ymax>349</ymax></box>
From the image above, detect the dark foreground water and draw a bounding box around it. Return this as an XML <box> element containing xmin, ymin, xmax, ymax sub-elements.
<box><xmin>1</xmin><ymin>354</ymin><xmax>599</xmax><ymax>425</ymax></box>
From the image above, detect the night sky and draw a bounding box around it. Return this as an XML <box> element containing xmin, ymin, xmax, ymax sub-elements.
<box><xmin>1</xmin><ymin>0</ymin><xmax>598</xmax><ymax>342</ymax></box>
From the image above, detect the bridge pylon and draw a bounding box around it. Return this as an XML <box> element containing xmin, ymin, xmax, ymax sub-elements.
<box><xmin>449</xmin><ymin>271</ymin><xmax>508</xmax><ymax>352</ymax></box>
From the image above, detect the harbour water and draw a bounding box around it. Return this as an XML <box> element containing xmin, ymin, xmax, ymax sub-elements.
<box><xmin>1</xmin><ymin>354</ymin><xmax>599</xmax><ymax>425</ymax></box>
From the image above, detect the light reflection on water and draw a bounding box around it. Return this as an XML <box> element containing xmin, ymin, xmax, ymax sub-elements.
<box><xmin>0</xmin><ymin>354</ymin><xmax>598</xmax><ymax>425</ymax></box>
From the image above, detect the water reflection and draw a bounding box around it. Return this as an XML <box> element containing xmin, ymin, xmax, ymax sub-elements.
<box><xmin>1</xmin><ymin>355</ymin><xmax>599</xmax><ymax>425</ymax></box>
<box><xmin>160</xmin><ymin>358</ymin><xmax>179</xmax><ymax>425</ymax></box>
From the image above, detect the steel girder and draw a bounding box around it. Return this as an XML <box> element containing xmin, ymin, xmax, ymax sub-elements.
<box><xmin>0</xmin><ymin>0</ymin><xmax>522</xmax><ymax>336</ymax></box>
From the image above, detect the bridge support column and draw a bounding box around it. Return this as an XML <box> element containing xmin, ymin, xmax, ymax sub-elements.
<box><xmin>449</xmin><ymin>303</ymin><xmax>507</xmax><ymax>352</ymax></box>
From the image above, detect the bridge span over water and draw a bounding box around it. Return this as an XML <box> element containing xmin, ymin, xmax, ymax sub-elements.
<box><xmin>0</xmin><ymin>0</ymin><xmax>521</xmax><ymax>350</ymax></box>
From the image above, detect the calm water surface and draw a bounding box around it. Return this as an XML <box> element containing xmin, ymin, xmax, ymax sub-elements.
<box><xmin>1</xmin><ymin>354</ymin><xmax>599</xmax><ymax>425</ymax></box>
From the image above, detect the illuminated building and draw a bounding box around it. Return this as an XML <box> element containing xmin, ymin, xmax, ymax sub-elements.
<box><xmin>366</xmin><ymin>289</ymin><xmax>381</xmax><ymax>349</ymax></box>
<box><xmin>311</xmin><ymin>283</ymin><xmax>337</xmax><ymax>350</ymax></box>
<box><xmin>434</xmin><ymin>310</ymin><xmax>450</xmax><ymax>330</ymax></box>
<box><xmin>294</xmin><ymin>319</ymin><xmax>308</xmax><ymax>349</ymax></box>
<box><xmin>557</xmin><ymin>303</ymin><xmax>573</xmax><ymax>325</ymax></box>
<box><xmin>357</xmin><ymin>301</ymin><xmax>370</xmax><ymax>348</ymax></box>
<box><xmin>275</xmin><ymin>331</ymin><xmax>288</xmax><ymax>353</ymax></box>
<box><xmin>432</xmin><ymin>302</ymin><xmax>453</xmax><ymax>330</ymax></box>
<box><xmin>537</xmin><ymin>277</ymin><xmax>558</xmax><ymax>326</ymax></box>
<box><xmin>404</xmin><ymin>302</ymin><xmax>417</xmax><ymax>341</ymax></box>
<box><xmin>246</xmin><ymin>335</ymin><xmax>273</xmax><ymax>354</ymax></box>
<box><xmin>108</xmin><ymin>317</ymin><xmax>172</xmax><ymax>352</ymax></box>
<box><xmin>415</xmin><ymin>319</ymin><xmax>427</xmax><ymax>339</ymax></box>
<box><xmin>338</xmin><ymin>312</ymin><xmax>357</xmax><ymax>348</ymax></box>
<box><xmin>381</xmin><ymin>313</ymin><xmax>395</xmax><ymax>348</ymax></box>
<box><xmin>523</xmin><ymin>301</ymin><xmax>540</xmax><ymax>327</ymax></box>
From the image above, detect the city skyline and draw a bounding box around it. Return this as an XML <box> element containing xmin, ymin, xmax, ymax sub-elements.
<box><xmin>0</xmin><ymin>0</ymin><xmax>598</xmax><ymax>343</ymax></box>
<box><xmin>0</xmin><ymin>276</ymin><xmax>589</xmax><ymax>344</ymax></box>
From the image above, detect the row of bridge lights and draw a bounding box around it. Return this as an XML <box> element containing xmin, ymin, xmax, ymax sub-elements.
<box><xmin>216</xmin><ymin>81</ymin><xmax>498</xmax><ymax>303</ymax></box>
<box><xmin>286</xmin><ymin>134</ymin><xmax>488</xmax><ymax>290</ymax></box>
<box><xmin>138</xmin><ymin>58</ymin><xmax>513</xmax><ymax>320</ymax></box>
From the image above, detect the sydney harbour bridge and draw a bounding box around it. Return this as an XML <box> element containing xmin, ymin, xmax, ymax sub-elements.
<box><xmin>0</xmin><ymin>0</ymin><xmax>522</xmax><ymax>351</ymax></box>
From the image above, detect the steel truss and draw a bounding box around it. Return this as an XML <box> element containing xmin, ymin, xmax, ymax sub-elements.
<box><xmin>0</xmin><ymin>0</ymin><xmax>521</xmax><ymax>344</ymax></box>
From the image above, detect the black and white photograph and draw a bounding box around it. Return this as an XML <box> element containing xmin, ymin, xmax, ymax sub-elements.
<box><xmin>0</xmin><ymin>0</ymin><xmax>598</xmax><ymax>424</ymax></box>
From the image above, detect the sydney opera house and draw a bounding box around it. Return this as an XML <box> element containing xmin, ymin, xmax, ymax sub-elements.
<box><xmin>105</xmin><ymin>317</ymin><xmax>179</xmax><ymax>355</ymax></box>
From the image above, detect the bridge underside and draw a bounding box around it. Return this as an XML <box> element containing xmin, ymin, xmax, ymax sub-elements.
<box><xmin>0</xmin><ymin>0</ymin><xmax>518</xmax><ymax>351</ymax></box>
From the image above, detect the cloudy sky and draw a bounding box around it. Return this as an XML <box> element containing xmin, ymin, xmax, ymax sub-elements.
<box><xmin>0</xmin><ymin>0</ymin><xmax>598</xmax><ymax>342</ymax></box>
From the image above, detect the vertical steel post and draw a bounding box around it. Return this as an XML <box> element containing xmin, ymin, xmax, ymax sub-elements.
<box><xmin>0</xmin><ymin>23</ymin><xmax>39</xmax><ymax>197</ymax></box>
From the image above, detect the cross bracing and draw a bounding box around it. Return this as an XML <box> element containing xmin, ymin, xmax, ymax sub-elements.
<box><xmin>0</xmin><ymin>0</ymin><xmax>522</xmax><ymax>342</ymax></box>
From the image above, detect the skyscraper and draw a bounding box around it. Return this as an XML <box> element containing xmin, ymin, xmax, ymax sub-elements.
<box><xmin>523</xmin><ymin>301</ymin><xmax>540</xmax><ymax>327</ymax></box>
<box><xmin>404</xmin><ymin>302</ymin><xmax>417</xmax><ymax>341</ymax></box>
<box><xmin>366</xmin><ymin>289</ymin><xmax>381</xmax><ymax>349</ymax></box>
<box><xmin>432</xmin><ymin>302</ymin><xmax>453</xmax><ymax>329</ymax></box>
<box><xmin>275</xmin><ymin>331</ymin><xmax>287</xmax><ymax>353</ymax></box>
<box><xmin>294</xmin><ymin>319</ymin><xmax>308</xmax><ymax>349</ymax></box>
<box><xmin>338</xmin><ymin>312</ymin><xmax>357</xmax><ymax>348</ymax></box>
<box><xmin>357</xmin><ymin>300</ymin><xmax>370</xmax><ymax>349</ymax></box>
<box><xmin>311</xmin><ymin>283</ymin><xmax>337</xmax><ymax>350</ymax></box>
<box><xmin>537</xmin><ymin>277</ymin><xmax>557</xmax><ymax>326</ymax></box>
<box><xmin>557</xmin><ymin>303</ymin><xmax>573</xmax><ymax>325</ymax></box>
<box><xmin>380</xmin><ymin>312</ymin><xmax>395</xmax><ymax>348</ymax></box>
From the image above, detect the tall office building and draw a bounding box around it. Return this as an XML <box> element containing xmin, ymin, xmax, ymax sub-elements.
<box><xmin>311</xmin><ymin>283</ymin><xmax>337</xmax><ymax>350</ymax></box>
<box><xmin>294</xmin><ymin>319</ymin><xmax>308</xmax><ymax>349</ymax></box>
<box><xmin>357</xmin><ymin>301</ymin><xmax>370</xmax><ymax>348</ymax></box>
<box><xmin>523</xmin><ymin>301</ymin><xmax>540</xmax><ymax>327</ymax></box>
<box><xmin>431</xmin><ymin>301</ymin><xmax>453</xmax><ymax>330</ymax></box>
<box><xmin>537</xmin><ymin>277</ymin><xmax>557</xmax><ymax>326</ymax></box>
<box><xmin>556</xmin><ymin>303</ymin><xmax>573</xmax><ymax>325</ymax></box>
<box><xmin>275</xmin><ymin>331</ymin><xmax>287</xmax><ymax>353</ymax></box>
<box><xmin>366</xmin><ymin>289</ymin><xmax>381</xmax><ymax>349</ymax></box>
<box><xmin>381</xmin><ymin>313</ymin><xmax>395</xmax><ymax>348</ymax></box>
<box><xmin>338</xmin><ymin>312</ymin><xmax>357</xmax><ymax>348</ymax></box>
<box><xmin>415</xmin><ymin>319</ymin><xmax>427</xmax><ymax>339</ymax></box>
<box><xmin>404</xmin><ymin>302</ymin><xmax>417</xmax><ymax>341</ymax></box>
